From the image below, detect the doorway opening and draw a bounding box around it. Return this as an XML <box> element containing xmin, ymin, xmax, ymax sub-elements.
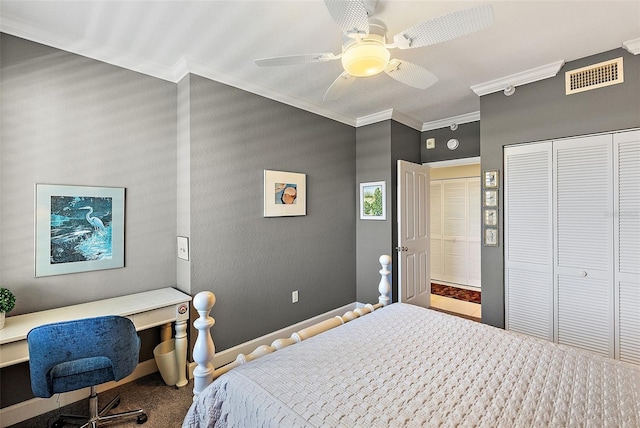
<box><xmin>427</xmin><ymin>158</ymin><xmax>481</xmax><ymax>320</ymax></box>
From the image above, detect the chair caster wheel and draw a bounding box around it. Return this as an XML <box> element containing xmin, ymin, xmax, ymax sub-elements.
<box><xmin>52</xmin><ymin>419</ymin><xmax>65</xmax><ymax>428</ymax></box>
<box><xmin>137</xmin><ymin>413</ymin><xmax>148</xmax><ymax>424</ymax></box>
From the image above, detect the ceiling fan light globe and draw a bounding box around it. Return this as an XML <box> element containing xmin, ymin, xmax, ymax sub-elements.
<box><xmin>341</xmin><ymin>42</ymin><xmax>390</xmax><ymax>77</ymax></box>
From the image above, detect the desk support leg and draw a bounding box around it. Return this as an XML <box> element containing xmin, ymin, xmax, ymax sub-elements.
<box><xmin>160</xmin><ymin>323</ymin><xmax>172</xmax><ymax>342</ymax></box>
<box><xmin>174</xmin><ymin>319</ymin><xmax>188</xmax><ymax>388</ymax></box>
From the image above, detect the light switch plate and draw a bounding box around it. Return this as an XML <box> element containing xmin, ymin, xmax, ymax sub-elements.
<box><xmin>425</xmin><ymin>138</ymin><xmax>435</xmax><ymax>149</ymax></box>
<box><xmin>177</xmin><ymin>236</ymin><xmax>189</xmax><ymax>261</ymax></box>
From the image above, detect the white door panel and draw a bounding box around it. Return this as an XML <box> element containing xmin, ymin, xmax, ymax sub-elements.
<box><xmin>614</xmin><ymin>131</ymin><xmax>640</xmax><ymax>364</ymax></box>
<box><xmin>554</xmin><ymin>134</ymin><xmax>614</xmax><ymax>357</ymax></box>
<box><xmin>398</xmin><ymin>160</ymin><xmax>430</xmax><ymax>308</ymax></box>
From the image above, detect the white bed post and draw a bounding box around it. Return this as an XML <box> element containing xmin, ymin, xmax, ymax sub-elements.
<box><xmin>192</xmin><ymin>291</ymin><xmax>216</xmax><ymax>400</ymax></box>
<box><xmin>378</xmin><ymin>254</ymin><xmax>391</xmax><ymax>306</ymax></box>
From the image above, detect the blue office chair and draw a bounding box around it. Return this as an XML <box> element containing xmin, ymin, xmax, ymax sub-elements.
<box><xmin>27</xmin><ymin>315</ymin><xmax>147</xmax><ymax>427</ymax></box>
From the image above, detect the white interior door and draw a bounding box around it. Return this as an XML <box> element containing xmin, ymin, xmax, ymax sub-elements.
<box><xmin>430</xmin><ymin>181</ymin><xmax>443</xmax><ymax>280</ymax></box>
<box><xmin>397</xmin><ymin>160</ymin><xmax>431</xmax><ymax>307</ymax></box>
<box><xmin>614</xmin><ymin>130</ymin><xmax>640</xmax><ymax>364</ymax></box>
<box><xmin>467</xmin><ymin>177</ymin><xmax>482</xmax><ymax>287</ymax></box>
<box><xmin>554</xmin><ymin>134</ymin><xmax>614</xmax><ymax>357</ymax></box>
<box><xmin>504</xmin><ymin>142</ymin><xmax>554</xmax><ymax>341</ymax></box>
<box><xmin>430</xmin><ymin>177</ymin><xmax>481</xmax><ymax>288</ymax></box>
<box><xmin>442</xmin><ymin>179</ymin><xmax>467</xmax><ymax>284</ymax></box>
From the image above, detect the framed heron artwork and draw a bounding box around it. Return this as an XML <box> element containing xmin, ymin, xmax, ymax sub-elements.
<box><xmin>35</xmin><ymin>184</ymin><xmax>125</xmax><ymax>277</ymax></box>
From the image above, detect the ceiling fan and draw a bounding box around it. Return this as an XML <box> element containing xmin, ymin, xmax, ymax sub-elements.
<box><xmin>254</xmin><ymin>0</ymin><xmax>494</xmax><ymax>101</ymax></box>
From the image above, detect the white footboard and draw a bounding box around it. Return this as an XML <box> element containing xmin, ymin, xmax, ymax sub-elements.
<box><xmin>191</xmin><ymin>254</ymin><xmax>392</xmax><ymax>399</ymax></box>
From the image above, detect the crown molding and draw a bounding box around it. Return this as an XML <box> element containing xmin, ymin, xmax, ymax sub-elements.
<box><xmin>0</xmin><ymin>18</ymin><xmax>179</xmax><ymax>82</ymax></box>
<box><xmin>391</xmin><ymin>110</ymin><xmax>423</xmax><ymax>131</ymax></box>
<box><xmin>356</xmin><ymin>109</ymin><xmax>393</xmax><ymax>127</ymax></box>
<box><xmin>185</xmin><ymin>58</ymin><xmax>357</xmax><ymax>127</ymax></box>
<box><xmin>421</xmin><ymin>111</ymin><xmax>480</xmax><ymax>132</ymax></box>
<box><xmin>470</xmin><ymin>60</ymin><xmax>565</xmax><ymax>96</ymax></box>
<box><xmin>1</xmin><ymin>18</ymin><xmax>464</xmax><ymax>131</ymax></box>
<box><xmin>623</xmin><ymin>38</ymin><xmax>640</xmax><ymax>55</ymax></box>
<box><xmin>354</xmin><ymin>109</ymin><xmax>424</xmax><ymax>131</ymax></box>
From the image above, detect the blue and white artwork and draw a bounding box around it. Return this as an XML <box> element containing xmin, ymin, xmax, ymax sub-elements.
<box><xmin>50</xmin><ymin>196</ymin><xmax>113</xmax><ymax>264</ymax></box>
<box><xmin>35</xmin><ymin>184</ymin><xmax>125</xmax><ymax>277</ymax></box>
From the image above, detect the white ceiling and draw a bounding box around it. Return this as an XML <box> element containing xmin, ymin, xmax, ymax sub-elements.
<box><xmin>1</xmin><ymin>1</ymin><xmax>639</xmax><ymax>130</ymax></box>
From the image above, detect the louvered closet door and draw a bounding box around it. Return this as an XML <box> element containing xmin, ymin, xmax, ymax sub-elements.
<box><xmin>430</xmin><ymin>181</ymin><xmax>444</xmax><ymax>281</ymax></box>
<box><xmin>442</xmin><ymin>179</ymin><xmax>468</xmax><ymax>284</ymax></box>
<box><xmin>505</xmin><ymin>142</ymin><xmax>554</xmax><ymax>340</ymax></box>
<box><xmin>554</xmin><ymin>135</ymin><xmax>614</xmax><ymax>357</ymax></box>
<box><xmin>467</xmin><ymin>177</ymin><xmax>481</xmax><ymax>287</ymax></box>
<box><xmin>614</xmin><ymin>130</ymin><xmax>640</xmax><ymax>364</ymax></box>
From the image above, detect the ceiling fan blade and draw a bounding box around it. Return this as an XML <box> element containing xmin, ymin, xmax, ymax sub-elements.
<box><xmin>384</xmin><ymin>59</ymin><xmax>438</xmax><ymax>89</ymax></box>
<box><xmin>392</xmin><ymin>4</ymin><xmax>494</xmax><ymax>49</ymax></box>
<box><xmin>324</xmin><ymin>72</ymin><xmax>357</xmax><ymax>101</ymax></box>
<box><xmin>255</xmin><ymin>53</ymin><xmax>338</xmax><ymax>67</ymax></box>
<box><xmin>324</xmin><ymin>0</ymin><xmax>370</xmax><ymax>37</ymax></box>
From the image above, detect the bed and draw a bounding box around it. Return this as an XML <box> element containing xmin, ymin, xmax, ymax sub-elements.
<box><xmin>182</xmin><ymin>256</ymin><xmax>640</xmax><ymax>428</ymax></box>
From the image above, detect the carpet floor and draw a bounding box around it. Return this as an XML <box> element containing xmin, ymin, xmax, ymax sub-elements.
<box><xmin>431</xmin><ymin>282</ymin><xmax>481</xmax><ymax>304</ymax></box>
<box><xmin>8</xmin><ymin>373</ymin><xmax>194</xmax><ymax>428</ymax></box>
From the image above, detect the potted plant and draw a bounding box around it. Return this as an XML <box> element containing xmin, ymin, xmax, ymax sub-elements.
<box><xmin>0</xmin><ymin>288</ymin><xmax>16</xmax><ymax>329</ymax></box>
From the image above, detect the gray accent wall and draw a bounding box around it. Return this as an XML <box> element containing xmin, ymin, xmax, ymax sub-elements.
<box><xmin>186</xmin><ymin>75</ymin><xmax>356</xmax><ymax>351</ymax></box>
<box><xmin>0</xmin><ymin>34</ymin><xmax>177</xmax><ymax>314</ymax></box>
<box><xmin>421</xmin><ymin>121</ymin><xmax>480</xmax><ymax>163</ymax></box>
<box><xmin>480</xmin><ymin>48</ymin><xmax>640</xmax><ymax>328</ymax></box>
<box><xmin>356</xmin><ymin>121</ymin><xmax>392</xmax><ymax>304</ymax></box>
<box><xmin>355</xmin><ymin>120</ymin><xmax>421</xmax><ymax>304</ymax></box>
<box><xmin>0</xmin><ymin>33</ymin><xmax>177</xmax><ymax>408</ymax></box>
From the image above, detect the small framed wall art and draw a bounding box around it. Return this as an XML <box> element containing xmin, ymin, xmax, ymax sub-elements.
<box><xmin>264</xmin><ymin>170</ymin><xmax>306</xmax><ymax>217</ymax></box>
<box><xmin>360</xmin><ymin>181</ymin><xmax>386</xmax><ymax>220</ymax></box>
<box><xmin>483</xmin><ymin>208</ymin><xmax>498</xmax><ymax>227</ymax></box>
<box><xmin>483</xmin><ymin>189</ymin><xmax>498</xmax><ymax>207</ymax></box>
<box><xmin>483</xmin><ymin>169</ymin><xmax>499</xmax><ymax>189</ymax></box>
<box><xmin>484</xmin><ymin>228</ymin><xmax>499</xmax><ymax>247</ymax></box>
<box><xmin>35</xmin><ymin>184</ymin><xmax>125</xmax><ymax>277</ymax></box>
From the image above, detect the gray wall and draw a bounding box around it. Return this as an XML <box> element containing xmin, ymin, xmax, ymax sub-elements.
<box><xmin>480</xmin><ymin>48</ymin><xmax>640</xmax><ymax>328</ymax></box>
<box><xmin>0</xmin><ymin>34</ymin><xmax>177</xmax><ymax>314</ymax></box>
<box><xmin>355</xmin><ymin>121</ymin><xmax>392</xmax><ymax>304</ymax></box>
<box><xmin>0</xmin><ymin>34</ymin><xmax>177</xmax><ymax>408</ymax></box>
<box><xmin>355</xmin><ymin>120</ymin><xmax>421</xmax><ymax>304</ymax></box>
<box><xmin>421</xmin><ymin>121</ymin><xmax>480</xmax><ymax>163</ymax></box>
<box><xmin>186</xmin><ymin>75</ymin><xmax>357</xmax><ymax>351</ymax></box>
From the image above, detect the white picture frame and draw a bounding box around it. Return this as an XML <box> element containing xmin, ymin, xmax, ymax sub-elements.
<box><xmin>484</xmin><ymin>208</ymin><xmax>498</xmax><ymax>227</ymax></box>
<box><xmin>483</xmin><ymin>169</ymin><xmax>499</xmax><ymax>189</ymax></box>
<box><xmin>264</xmin><ymin>170</ymin><xmax>306</xmax><ymax>217</ymax></box>
<box><xmin>484</xmin><ymin>189</ymin><xmax>498</xmax><ymax>207</ymax></box>
<box><xmin>484</xmin><ymin>228</ymin><xmax>499</xmax><ymax>246</ymax></box>
<box><xmin>35</xmin><ymin>184</ymin><xmax>125</xmax><ymax>277</ymax></box>
<box><xmin>360</xmin><ymin>181</ymin><xmax>386</xmax><ymax>220</ymax></box>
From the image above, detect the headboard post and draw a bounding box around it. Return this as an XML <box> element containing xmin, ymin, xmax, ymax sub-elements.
<box><xmin>378</xmin><ymin>254</ymin><xmax>392</xmax><ymax>306</ymax></box>
<box><xmin>192</xmin><ymin>291</ymin><xmax>216</xmax><ymax>400</ymax></box>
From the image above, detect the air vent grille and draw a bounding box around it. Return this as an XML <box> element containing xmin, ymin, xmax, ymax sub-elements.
<box><xmin>565</xmin><ymin>57</ymin><xmax>624</xmax><ymax>95</ymax></box>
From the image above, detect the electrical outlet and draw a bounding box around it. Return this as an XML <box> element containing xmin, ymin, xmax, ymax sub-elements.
<box><xmin>292</xmin><ymin>290</ymin><xmax>299</xmax><ymax>303</ymax></box>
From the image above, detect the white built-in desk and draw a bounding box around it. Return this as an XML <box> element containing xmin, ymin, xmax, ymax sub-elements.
<box><xmin>0</xmin><ymin>287</ymin><xmax>192</xmax><ymax>387</ymax></box>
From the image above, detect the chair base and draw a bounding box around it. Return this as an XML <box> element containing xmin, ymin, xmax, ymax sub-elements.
<box><xmin>52</xmin><ymin>386</ymin><xmax>147</xmax><ymax>428</ymax></box>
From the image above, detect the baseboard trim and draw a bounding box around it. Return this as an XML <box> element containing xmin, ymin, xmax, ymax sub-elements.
<box><xmin>0</xmin><ymin>359</ymin><xmax>158</xmax><ymax>427</ymax></box>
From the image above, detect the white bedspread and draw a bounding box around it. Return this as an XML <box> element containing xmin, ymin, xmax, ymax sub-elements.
<box><xmin>183</xmin><ymin>303</ymin><xmax>640</xmax><ymax>428</ymax></box>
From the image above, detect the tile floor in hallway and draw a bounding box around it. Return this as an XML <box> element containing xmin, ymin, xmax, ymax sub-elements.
<box><xmin>430</xmin><ymin>294</ymin><xmax>481</xmax><ymax>319</ymax></box>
